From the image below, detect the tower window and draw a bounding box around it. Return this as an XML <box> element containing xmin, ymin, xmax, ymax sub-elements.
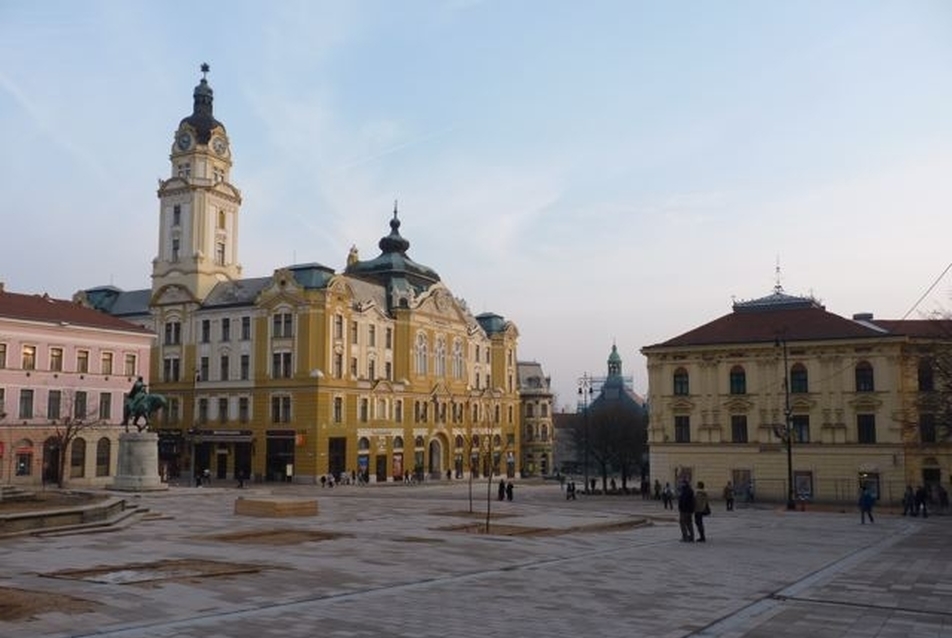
<box><xmin>172</xmin><ymin>205</ymin><xmax>181</xmax><ymax>226</ymax></box>
<box><xmin>215</xmin><ymin>241</ymin><xmax>226</xmax><ymax>266</ymax></box>
<box><xmin>171</xmin><ymin>238</ymin><xmax>180</xmax><ymax>262</ymax></box>
<box><xmin>177</xmin><ymin>163</ymin><xmax>191</xmax><ymax>178</ymax></box>
<box><xmin>218</xmin><ymin>210</ymin><xmax>226</xmax><ymax>229</ymax></box>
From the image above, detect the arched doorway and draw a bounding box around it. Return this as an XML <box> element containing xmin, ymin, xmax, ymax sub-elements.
<box><xmin>428</xmin><ymin>438</ymin><xmax>444</xmax><ymax>479</ymax></box>
<box><xmin>43</xmin><ymin>437</ymin><xmax>62</xmax><ymax>485</ymax></box>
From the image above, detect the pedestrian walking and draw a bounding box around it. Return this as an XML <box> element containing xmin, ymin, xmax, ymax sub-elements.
<box><xmin>723</xmin><ymin>481</ymin><xmax>735</xmax><ymax>511</ymax></box>
<box><xmin>506</xmin><ymin>481</ymin><xmax>514</xmax><ymax>502</ymax></box>
<box><xmin>677</xmin><ymin>480</ymin><xmax>695</xmax><ymax>542</ymax></box>
<box><xmin>498</xmin><ymin>479</ymin><xmax>506</xmax><ymax>501</ymax></box>
<box><xmin>859</xmin><ymin>487</ymin><xmax>875</xmax><ymax>524</ymax></box>
<box><xmin>662</xmin><ymin>482</ymin><xmax>674</xmax><ymax>510</ymax></box>
<box><xmin>694</xmin><ymin>481</ymin><xmax>710</xmax><ymax>542</ymax></box>
<box><xmin>915</xmin><ymin>485</ymin><xmax>929</xmax><ymax>518</ymax></box>
<box><xmin>902</xmin><ymin>485</ymin><xmax>915</xmax><ymax>516</ymax></box>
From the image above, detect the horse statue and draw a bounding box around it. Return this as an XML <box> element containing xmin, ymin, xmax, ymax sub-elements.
<box><xmin>122</xmin><ymin>392</ymin><xmax>168</xmax><ymax>432</ymax></box>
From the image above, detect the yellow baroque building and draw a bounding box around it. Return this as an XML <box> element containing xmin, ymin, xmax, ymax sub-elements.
<box><xmin>80</xmin><ymin>68</ymin><xmax>521</xmax><ymax>484</ymax></box>
<box><xmin>642</xmin><ymin>285</ymin><xmax>952</xmax><ymax>506</ymax></box>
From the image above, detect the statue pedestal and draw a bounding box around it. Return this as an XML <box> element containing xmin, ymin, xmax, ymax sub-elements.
<box><xmin>111</xmin><ymin>431</ymin><xmax>168</xmax><ymax>492</ymax></box>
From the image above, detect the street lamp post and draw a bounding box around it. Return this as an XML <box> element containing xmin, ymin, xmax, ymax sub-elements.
<box><xmin>309</xmin><ymin>368</ymin><xmax>324</xmax><ymax>485</ymax></box>
<box><xmin>578</xmin><ymin>373</ymin><xmax>593</xmax><ymax>494</ymax></box>
<box><xmin>775</xmin><ymin>337</ymin><xmax>796</xmax><ymax>511</ymax></box>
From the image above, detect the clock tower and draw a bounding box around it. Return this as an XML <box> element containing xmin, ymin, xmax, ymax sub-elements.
<box><xmin>152</xmin><ymin>63</ymin><xmax>242</xmax><ymax>302</ymax></box>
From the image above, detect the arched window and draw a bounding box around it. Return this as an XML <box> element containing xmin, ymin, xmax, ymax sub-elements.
<box><xmin>452</xmin><ymin>340</ymin><xmax>464</xmax><ymax>379</ymax></box>
<box><xmin>414</xmin><ymin>435</ymin><xmax>425</xmax><ymax>448</ymax></box>
<box><xmin>526</xmin><ymin>425</ymin><xmax>534</xmax><ymax>442</ymax></box>
<box><xmin>358</xmin><ymin>437</ymin><xmax>370</xmax><ymax>451</ymax></box>
<box><xmin>541</xmin><ymin>425</ymin><xmax>549</xmax><ymax>441</ymax></box>
<box><xmin>855</xmin><ymin>361</ymin><xmax>874</xmax><ymax>392</ymax></box>
<box><xmin>790</xmin><ymin>364</ymin><xmax>808</xmax><ymax>394</ymax></box>
<box><xmin>70</xmin><ymin>437</ymin><xmax>87</xmax><ymax>478</ymax></box>
<box><xmin>673</xmin><ymin>368</ymin><xmax>689</xmax><ymax>396</ymax></box>
<box><xmin>435</xmin><ymin>337</ymin><xmax>446</xmax><ymax>377</ymax></box>
<box><xmin>415</xmin><ymin>333</ymin><xmax>428</xmax><ymax>375</ymax></box>
<box><xmin>393</xmin><ymin>436</ymin><xmax>404</xmax><ymax>449</ymax></box>
<box><xmin>729</xmin><ymin>366</ymin><xmax>746</xmax><ymax>395</ymax></box>
<box><xmin>95</xmin><ymin>437</ymin><xmax>111</xmax><ymax>477</ymax></box>
<box><xmin>455</xmin><ymin>435</ymin><xmax>464</xmax><ymax>449</ymax></box>
<box><xmin>918</xmin><ymin>358</ymin><xmax>935</xmax><ymax>392</ymax></box>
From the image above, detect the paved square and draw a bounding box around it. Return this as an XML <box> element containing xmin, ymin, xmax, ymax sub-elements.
<box><xmin>1</xmin><ymin>481</ymin><xmax>949</xmax><ymax>637</ymax></box>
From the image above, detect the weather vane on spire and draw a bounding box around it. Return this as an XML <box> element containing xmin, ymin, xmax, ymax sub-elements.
<box><xmin>201</xmin><ymin>62</ymin><xmax>210</xmax><ymax>79</ymax></box>
<box><xmin>393</xmin><ymin>199</ymin><xmax>399</xmax><ymax>219</ymax></box>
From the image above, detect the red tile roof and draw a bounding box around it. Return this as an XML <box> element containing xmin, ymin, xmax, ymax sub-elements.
<box><xmin>870</xmin><ymin>319</ymin><xmax>952</xmax><ymax>339</ymax></box>
<box><xmin>645</xmin><ymin>306</ymin><xmax>888</xmax><ymax>349</ymax></box>
<box><xmin>0</xmin><ymin>289</ymin><xmax>152</xmax><ymax>334</ymax></box>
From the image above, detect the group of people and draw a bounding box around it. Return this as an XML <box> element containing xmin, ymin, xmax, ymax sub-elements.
<box><xmin>901</xmin><ymin>484</ymin><xmax>943</xmax><ymax>518</ymax></box>
<box><xmin>498</xmin><ymin>479</ymin><xmax>515</xmax><ymax>501</ymax></box>
<box><xmin>676</xmin><ymin>480</ymin><xmax>711</xmax><ymax>542</ymax></box>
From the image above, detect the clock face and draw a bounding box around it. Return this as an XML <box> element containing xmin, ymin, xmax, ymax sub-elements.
<box><xmin>212</xmin><ymin>136</ymin><xmax>228</xmax><ymax>155</ymax></box>
<box><xmin>176</xmin><ymin>132</ymin><xmax>192</xmax><ymax>151</ymax></box>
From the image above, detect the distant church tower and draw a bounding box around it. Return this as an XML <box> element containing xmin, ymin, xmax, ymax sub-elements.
<box><xmin>607</xmin><ymin>343</ymin><xmax>622</xmax><ymax>379</ymax></box>
<box><xmin>152</xmin><ymin>63</ymin><xmax>242</xmax><ymax>302</ymax></box>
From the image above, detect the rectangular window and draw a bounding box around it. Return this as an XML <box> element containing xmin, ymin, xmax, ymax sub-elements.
<box><xmin>794</xmin><ymin>471</ymin><xmax>814</xmax><ymax>499</ymax></box>
<box><xmin>360</xmin><ymin>398</ymin><xmax>369</xmax><ymax>422</ymax></box>
<box><xmin>273</xmin><ymin>313</ymin><xmax>292</xmax><ymax>338</ymax></box>
<box><xmin>77</xmin><ymin>349</ymin><xmax>89</xmax><ymax>373</ymax></box>
<box><xmin>164</xmin><ymin>322</ymin><xmax>181</xmax><ymax>345</ymax></box>
<box><xmin>334</xmin><ymin>353</ymin><xmax>343</xmax><ymax>379</ymax></box>
<box><xmin>674</xmin><ymin>415</ymin><xmax>691</xmax><ymax>443</ymax></box>
<box><xmin>272</xmin><ymin>352</ymin><xmax>292</xmax><ymax>378</ymax></box>
<box><xmin>215</xmin><ymin>241</ymin><xmax>226</xmax><ymax>266</ymax></box>
<box><xmin>74</xmin><ymin>391</ymin><xmax>87</xmax><ymax>419</ymax></box>
<box><xmin>351</xmin><ymin>321</ymin><xmax>359</xmax><ymax>344</ymax></box>
<box><xmin>240</xmin><ymin>354</ymin><xmax>250</xmax><ymax>381</ymax></box>
<box><xmin>22</xmin><ymin>345</ymin><xmax>36</xmax><ymax>370</ymax></box>
<box><xmin>168</xmin><ymin>398</ymin><xmax>180</xmax><ymax>425</ymax></box>
<box><xmin>218</xmin><ymin>397</ymin><xmax>228</xmax><ymax>423</ymax></box>
<box><xmin>731</xmin><ymin>415</ymin><xmax>748</xmax><ymax>443</ymax></box>
<box><xmin>673</xmin><ymin>372</ymin><xmax>689</xmax><ymax>396</ymax></box>
<box><xmin>0</xmin><ymin>343</ymin><xmax>6</xmax><ymax>368</ymax></box>
<box><xmin>271</xmin><ymin>396</ymin><xmax>291</xmax><ymax>423</ymax></box>
<box><xmin>124</xmin><ymin>354</ymin><xmax>137</xmax><ymax>376</ymax></box>
<box><xmin>791</xmin><ymin>415</ymin><xmax>810</xmax><ymax>443</ymax></box>
<box><xmin>334</xmin><ymin>315</ymin><xmax>343</xmax><ymax>339</ymax></box>
<box><xmin>385</xmin><ymin>327</ymin><xmax>392</xmax><ymax>349</ymax></box>
<box><xmin>48</xmin><ymin>390</ymin><xmax>61</xmax><ymax>420</ymax></box>
<box><xmin>172</xmin><ymin>204</ymin><xmax>181</xmax><ymax>226</ymax></box>
<box><xmin>385</xmin><ymin>361</ymin><xmax>392</xmax><ymax>380</ymax></box>
<box><xmin>19</xmin><ymin>389</ymin><xmax>34</xmax><ymax>419</ymax></box>
<box><xmin>920</xmin><ymin>413</ymin><xmax>936</xmax><ymax>443</ymax></box>
<box><xmin>201</xmin><ymin>320</ymin><xmax>211</xmax><ymax>343</ymax></box>
<box><xmin>238</xmin><ymin>397</ymin><xmax>249</xmax><ymax>423</ymax></box>
<box><xmin>350</xmin><ymin>357</ymin><xmax>358</xmax><ymax>378</ymax></box>
<box><xmin>729</xmin><ymin>369</ymin><xmax>746</xmax><ymax>395</ymax></box>
<box><xmin>395</xmin><ymin>399</ymin><xmax>403</xmax><ymax>423</ymax></box>
<box><xmin>163</xmin><ymin>357</ymin><xmax>180</xmax><ymax>382</ymax></box>
<box><xmin>221</xmin><ymin>318</ymin><xmax>231</xmax><ymax>342</ymax></box>
<box><xmin>199</xmin><ymin>356</ymin><xmax>209</xmax><ymax>382</ymax></box>
<box><xmin>50</xmin><ymin>347</ymin><xmax>63</xmax><ymax>372</ymax></box>
<box><xmin>333</xmin><ymin>397</ymin><xmax>343</xmax><ymax>423</ymax></box>
<box><xmin>368</xmin><ymin>359</ymin><xmax>376</xmax><ymax>380</ymax></box>
<box><xmin>101</xmin><ymin>352</ymin><xmax>113</xmax><ymax>375</ymax></box>
<box><xmin>220</xmin><ymin>355</ymin><xmax>230</xmax><ymax>381</ymax></box>
<box><xmin>171</xmin><ymin>238</ymin><xmax>180</xmax><ymax>262</ymax></box>
<box><xmin>241</xmin><ymin>316</ymin><xmax>251</xmax><ymax>340</ymax></box>
<box><xmin>99</xmin><ymin>392</ymin><xmax>111</xmax><ymax>420</ymax></box>
<box><xmin>198</xmin><ymin>398</ymin><xmax>208</xmax><ymax>424</ymax></box>
<box><xmin>857</xmin><ymin>414</ymin><xmax>876</xmax><ymax>444</ymax></box>
<box><xmin>369</xmin><ymin>325</ymin><xmax>376</xmax><ymax>347</ymax></box>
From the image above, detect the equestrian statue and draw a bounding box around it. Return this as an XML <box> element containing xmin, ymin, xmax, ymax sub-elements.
<box><xmin>122</xmin><ymin>377</ymin><xmax>167</xmax><ymax>432</ymax></box>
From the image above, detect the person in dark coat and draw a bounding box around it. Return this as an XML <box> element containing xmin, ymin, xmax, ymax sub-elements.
<box><xmin>498</xmin><ymin>479</ymin><xmax>506</xmax><ymax>501</ymax></box>
<box><xmin>506</xmin><ymin>481</ymin><xmax>514</xmax><ymax>502</ymax></box>
<box><xmin>915</xmin><ymin>485</ymin><xmax>929</xmax><ymax>518</ymax></box>
<box><xmin>677</xmin><ymin>480</ymin><xmax>695</xmax><ymax>542</ymax></box>
<box><xmin>859</xmin><ymin>487</ymin><xmax>875</xmax><ymax>524</ymax></box>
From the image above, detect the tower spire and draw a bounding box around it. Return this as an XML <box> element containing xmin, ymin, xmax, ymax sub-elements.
<box><xmin>774</xmin><ymin>256</ymin><xmax>783</xmax><ymax>294</ymax></box>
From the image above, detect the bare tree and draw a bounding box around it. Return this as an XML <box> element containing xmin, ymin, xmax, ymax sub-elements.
<box><xmin>43</xmin><ymin>390</ymin><xmax>105</xmax><ymax>488</ymax></box>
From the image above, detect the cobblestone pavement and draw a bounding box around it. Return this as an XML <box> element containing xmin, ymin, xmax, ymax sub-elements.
<box><xmin>1</xmin><ymin>481</ymin><xmax>949</xmax><ymax>637</ymax></box>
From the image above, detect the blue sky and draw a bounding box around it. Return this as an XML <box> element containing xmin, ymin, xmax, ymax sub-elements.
<box><xmin>2</xmin><ymin>1</ymin><xmax>951</xmax><ymax>407</ymax></box>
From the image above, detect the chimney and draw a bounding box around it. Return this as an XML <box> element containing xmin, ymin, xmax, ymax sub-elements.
<box><xmin>853</xmin><ymin>312</ymin><xmax>874</xmax><ymax>321</ymax></box>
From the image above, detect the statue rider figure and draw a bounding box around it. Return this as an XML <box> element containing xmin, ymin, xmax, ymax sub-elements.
<box><xmin>124</xmin><ymin>376</ymin><xmax>146</xmax><ymax>427</ymax></box>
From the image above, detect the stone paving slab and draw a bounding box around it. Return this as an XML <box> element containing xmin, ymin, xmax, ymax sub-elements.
<box><xmin>0</xmin><ymin>482</ymin><xmax>949</xmax><ymax>637</ymax></box>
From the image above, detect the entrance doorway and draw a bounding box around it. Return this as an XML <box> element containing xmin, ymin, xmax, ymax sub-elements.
<box><xmin>428</xmin><ymin>439</ymin><xmax>443</xmax><ymax>478</ymax></box>
<box><xmin>375</xmin><ymin>454</ymin><xmax>387</xmax><ymax>483</ymax></box>
<box><xmin>266</xmin><ymin>436</ymin><xmax>294</xmax><ymax>481</ymax></box>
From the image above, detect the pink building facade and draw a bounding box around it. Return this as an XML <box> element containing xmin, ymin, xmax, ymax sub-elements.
<box><xmin>0</xmin><ymin>285</ymin><xmax>154</xmax><ymax>487</ymax></box>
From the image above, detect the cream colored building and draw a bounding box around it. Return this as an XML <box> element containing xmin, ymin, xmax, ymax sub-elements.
<box><xmin>642</xmin><ymin>286</ymin><xmax>952</xmax><ymax>505</ymax></box>
<box><xmin>517</xmin><ymin>361</ymin><xmax>553</xmax><ymax>476</ymax></box>
<box><xmin>80</xmin><ymin>67</ymin><xmax>521</xmax><ymax>484</ymax></box>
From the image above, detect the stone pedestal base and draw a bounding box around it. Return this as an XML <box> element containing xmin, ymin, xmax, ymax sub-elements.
<box><xmin>111</xmin><ymin>431</ymin><xmax>168</xmax><ymax>492</ymax></box>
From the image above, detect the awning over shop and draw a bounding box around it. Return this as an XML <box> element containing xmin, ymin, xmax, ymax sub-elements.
<box><xmin>188</xmin><ymin>429</ymin><xmax>254</xmax><ymax>444</ymax></box>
